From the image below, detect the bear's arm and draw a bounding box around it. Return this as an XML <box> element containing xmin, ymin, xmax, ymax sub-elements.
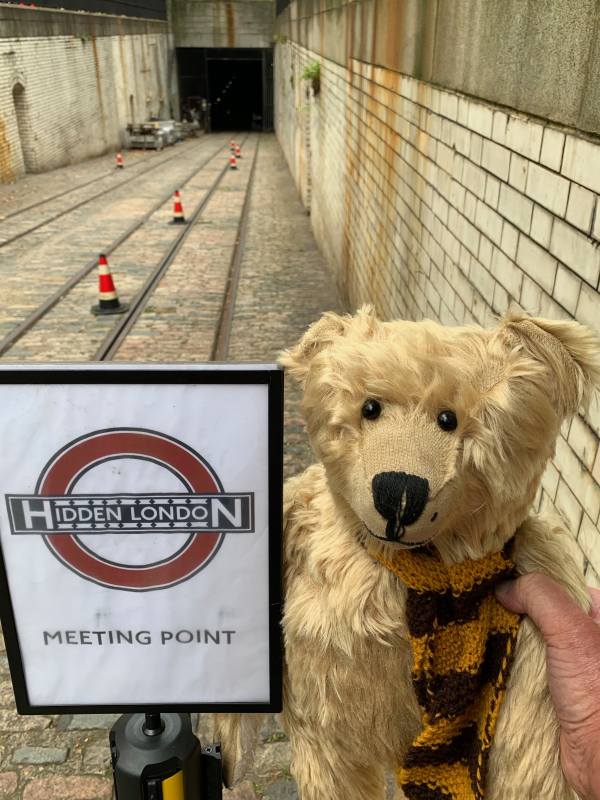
<box><xmin>282</xmin><ymin>463</ymin><xmax>327</xmax><ymax>591</ymax></box>
<box><xmin>512</xmin><ymin>513</ymin><xmax>590</xmax><ymax>611</ymax></box>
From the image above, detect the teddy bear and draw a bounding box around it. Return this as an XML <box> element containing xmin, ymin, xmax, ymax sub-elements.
<box><xmin>217</xmin><ymin>307</ymin><xmax>600</xmax><ymax>800</ymax></box>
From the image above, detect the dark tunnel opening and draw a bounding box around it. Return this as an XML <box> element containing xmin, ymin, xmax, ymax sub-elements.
<box><xmin>208</xmin><ymin>57</ymin><xmax>263</xmax><ymax>130</ymax></box>
<box><xmin>177</xmin><ymin>48</ymin><xmax>272</xmax><ymax>132</ymax></box>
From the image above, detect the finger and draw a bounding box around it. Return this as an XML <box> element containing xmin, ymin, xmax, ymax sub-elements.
<box><xmin>495</xmin><ymin>573</ymin><xmax>589</xmax><ymax>641</ymax></box>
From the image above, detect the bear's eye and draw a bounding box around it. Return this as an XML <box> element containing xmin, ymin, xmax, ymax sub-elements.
<box><xmin>437</xmin><ymin>410</ymin><xmax>458</xmax><ymax>431</ymax></box>
<box><xmin>362</xmin><ymin>399</ymin><xmax>382</xmax><ymax>420</ymax></box>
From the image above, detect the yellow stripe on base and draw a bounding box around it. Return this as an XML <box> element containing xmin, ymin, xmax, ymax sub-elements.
<box><xmin>162</xmin><ymin>771</ymin><xmax>185</xmax><ymax>800</ymax></box>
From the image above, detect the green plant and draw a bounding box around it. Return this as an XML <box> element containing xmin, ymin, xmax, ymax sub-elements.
<box><xmin>301</xmin><ymin>59</ymin><xmax>321</xmax><ymax>95</ymax></box>
<box><xmin>301</xmin><ymin>60</ymin><xmax>320</xmax><ymax>81</ymax></box>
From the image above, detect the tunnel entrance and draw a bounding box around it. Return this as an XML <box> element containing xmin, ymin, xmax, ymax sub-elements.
<box><xmin>208</xmin><ymin>55</ymin><xmax>262</xmax><ymax>130</ymax></box>
<box><xmin>177</xmin><ymin>47</ymin><xmax>273</xmax><ymax>132</ymax></box>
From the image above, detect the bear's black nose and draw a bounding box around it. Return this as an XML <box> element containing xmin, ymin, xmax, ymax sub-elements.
<box><xmin>372</xmin><ymin>471</ymin><xmax>429</xmax><ymax>540</ymax></box>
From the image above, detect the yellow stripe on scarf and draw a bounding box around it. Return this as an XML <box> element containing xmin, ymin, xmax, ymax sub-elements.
<box><xmin>375</xmin><ymin>548</ymin><xmax>514</xmax><ymax>594</ymax></box>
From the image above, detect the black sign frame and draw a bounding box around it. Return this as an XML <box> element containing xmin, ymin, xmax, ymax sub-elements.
<box><xmin>0</xmin><ymin>364</ymin><xmax>283</xmax><ymax>715</ymax></box>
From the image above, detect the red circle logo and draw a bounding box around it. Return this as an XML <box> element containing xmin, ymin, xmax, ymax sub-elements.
<box><xmin>37</xmin><ymin>429</ymin><xmax>224</xmax><ymax>591</ymax></box>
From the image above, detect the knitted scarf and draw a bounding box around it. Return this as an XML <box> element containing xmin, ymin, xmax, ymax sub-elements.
<box><xmin>372</xmin><ymin>541</ymin><xmax>521</xmax><ymax>800</ymax></box>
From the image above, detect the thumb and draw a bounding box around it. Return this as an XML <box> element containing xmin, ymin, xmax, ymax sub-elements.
<box><xmin>589</xmin><ymin>588</ymin><xmax>600</xmax><ymax>623</ymax></box>
<box><xmin>495</xmin><ymin>573</ymin><xmax>588</xmax><ymax>644</ymax></box>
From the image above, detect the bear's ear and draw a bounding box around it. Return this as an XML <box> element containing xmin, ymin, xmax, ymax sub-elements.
<box><xmin>500</xmin><ymin>311</ymin><xmax>600</xmax><ymax>417</ymax></box>
<box><xmin>279</xmin><ymin>311</ymin><xmax>349</xmax><ymax>385</ymax></box>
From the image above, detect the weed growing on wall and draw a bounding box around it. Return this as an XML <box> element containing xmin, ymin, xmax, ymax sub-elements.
<box><xmin>301</xmin><ymin>60</ymin><xmax>321</xmax><ymax>95</ymax></box>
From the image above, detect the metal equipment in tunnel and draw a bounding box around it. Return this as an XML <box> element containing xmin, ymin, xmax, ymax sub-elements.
<box><xmin>177</xmin><ymin>47</ymin><xmax>273</xmax><ymax>132</ymax></box>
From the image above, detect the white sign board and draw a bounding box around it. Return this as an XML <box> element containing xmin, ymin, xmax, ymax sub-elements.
<box><xmin>0</xmin><ymin>365</ymin><xmax>283</xmax><ymax>713</ymax></box>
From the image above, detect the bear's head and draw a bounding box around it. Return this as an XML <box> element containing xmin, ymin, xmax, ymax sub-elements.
<box><xmin>281</xmin><ymin>307</ymin><xmax>600</xmax><ymax>562</ymax></box>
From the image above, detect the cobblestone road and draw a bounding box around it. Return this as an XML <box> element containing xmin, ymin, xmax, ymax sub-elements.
<box><xmin>0</xmin><ymin>134</ymin><xmax>342</xmax><ymax>799</ymax></box>
<box><xmin>0</xmin><ymin>145</ymin><xmax>175</xmax><ymax>220</ymax></box>
<box><xmin>0</xmin><ymin>136</ymin><xmax>229</xmax><ymax>349</ymax></box>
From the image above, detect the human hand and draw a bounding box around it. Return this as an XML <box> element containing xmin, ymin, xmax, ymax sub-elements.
<box><xmin>495</xmin><ymin>573</ymin><xmax>600</xmax><ymax>800</ymax></box>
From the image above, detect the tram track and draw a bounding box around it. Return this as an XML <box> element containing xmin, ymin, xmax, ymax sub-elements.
<box><xmin>211</xmin><ymin>138</ymin><xmax>260</xmax><ymax>361</ymax></box>
<box><xmin>98</xmin><ymin>135</ymin><xmax>258</xmax><ymax>361</ymax></box>
<box><xmin>0</xmin><ymin>139</ymin><xmax>207</xmax><ymax>248</ymax></box>
<box><xmin>0</xmin><ymin>144</ymin><xmax>174</xmax><ymax>225</ymax></box>
<box><xmin>0</xmin><ymin>137</ymin><xmax>234</xmax><ymax>357</ymax></box>
<box><xmin>1</xmin><ymin>134</ymin><xmax>259</xmax><ymax>364</ymax></box>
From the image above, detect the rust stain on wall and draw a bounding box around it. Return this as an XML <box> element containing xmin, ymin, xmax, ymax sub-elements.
<box><xmin>358</xmin><ymin>0</ymin><xmax>368</xmax><ymax>64</ymax></box>
<box><xmin>342</xmin><ymin>57</ymin><xmax>362</xmax><ymax>308</ymax></box>
<box><xmin>364</xmin><ymin>88</ymin><xmax>390</xmax><ymax>301</ymax></box>
<box><xmin>0</xmin><ymin>116</ymin><xmax>15</xmax><ymax>183</ymax></box>
<box><xmin>90</xmin><ymin>37</ymin><xmax>105</xmax><ymax>116</ymax></box>
<box><xmin>118</xmin><ymin>37</ymin><xmax>129</xmax><ymax>104</ymax></box>
<box><xmin>225</xmin><ymin>1</ymin><xmax>235</xmax><ymax>47</ymax></box>
<box><xmin>337</xmin><ymin>5</ymin><xmax>358</xmax><ymax>306</ymax></box>
<box><xmin>370</xmin><ymin>0</ymin><xmax>378</xmax><ymax>66</ymax></box>
<box><xmin>91</xmin><ymin>35</ymin><xmax>110</xmax><ymax>150</ymax></box>
<box><xmin>418</xmin><ymin>0</ymin><xmax>437</xmax><ymax>80</ymax></box>
<box><xmin>383</xmin><ymin>0</ymin><xmax>404</xmax><ymax>73</ymax></box>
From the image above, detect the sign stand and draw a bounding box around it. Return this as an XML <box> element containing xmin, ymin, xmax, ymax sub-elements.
<box><xmin>110</xmin><ymin>711</ymin><xmax>222</xmax><ymax>799</ymax></box>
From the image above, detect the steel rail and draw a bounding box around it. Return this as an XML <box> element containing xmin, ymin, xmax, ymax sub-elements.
<box><xmin>210</xmin><ymin>137</ymin><xmax>260</xmax><ymax>361</ymax></box>
<box><xmin>0</xmin><ymin>145</ymin><xmax>171</xmax><ymax>224</ymax></box>
<box><xmin>0</xmin><ymin>138</ymin><xmax>231</xmax><ymax>358</ymax></box>
<box><xmin>0</xmin><ymin>140</ymin><xmax>208</xmax><ymax>249</ymax></box>
<box><xmin>97</xmin><ymin>136</ymin><xmax>255</xmax><ymax>362</ymax></box>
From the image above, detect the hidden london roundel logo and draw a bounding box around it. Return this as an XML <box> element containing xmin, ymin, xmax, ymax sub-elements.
<box><xmin>5</xmin><ymin>428</ymin><xmax>255</xmax><ymax>591</ymax></box>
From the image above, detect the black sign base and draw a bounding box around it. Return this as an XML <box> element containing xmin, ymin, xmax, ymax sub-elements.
<box><xmin>110</xmin><ymin>712</ymin><xmax>222</xmax><ymax>799</ymax></box>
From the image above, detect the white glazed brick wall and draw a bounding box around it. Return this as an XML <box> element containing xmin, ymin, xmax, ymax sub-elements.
<box><xmin>0</xmin><ymin>30</ymin><xmax>169</xmax><ymax>181</ymax></box>
<box><xmin>275</xmin><ymin>43</ymin><xmax>600</xmax><ymax>587</ymax></box>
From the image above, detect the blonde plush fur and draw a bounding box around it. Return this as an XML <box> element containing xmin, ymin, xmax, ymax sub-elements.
<box><xmin>216</xmin><ymin>308</ymin><xmax>600</xmax><ymax>800</ymax></box>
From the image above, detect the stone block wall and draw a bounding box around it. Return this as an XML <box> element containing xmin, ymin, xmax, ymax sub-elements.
<box><xmin>275</xmin><ymin>38</ymin><xmax>600</xmax><ymax>586</ymax></box>
<box><xmin>0</xmin><ymin>5</ymin><xmax>174</xmax><ymax>181</ymax></box>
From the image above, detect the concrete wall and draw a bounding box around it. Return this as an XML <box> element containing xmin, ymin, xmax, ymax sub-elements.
<box><xmin>278</xmin><ymin>0</ymin><xmax>600</xmax><ymax>138</ymax></box>
<box><xmin>169</xmin><ymin>0</ymin><xmax>274</xmax><ymax>48</ymax></box>
<box><xmin>2</xmin><ymin>0</ymin><xmax>167</xmax><ymax>20</ymax></box>
<box><xmin>274</xmin><ymin>7</ymin><xmax>600</xmax><ymax>586</ymax></box>
<box><xmin>0</xmin><ymin>4</ymin><xmax>175</xmax><ymax>182</ymax></box>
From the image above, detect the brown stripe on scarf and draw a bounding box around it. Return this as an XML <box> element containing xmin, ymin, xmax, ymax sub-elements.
<box><xmin>413</xmin><ymin>632</ymin><xmax>514</xmax><ymax>719</ymax></box>
<box><xmin>406</xmin><ymin>565</ymin><xmax>516</xmax><ymax>637</ymax></box>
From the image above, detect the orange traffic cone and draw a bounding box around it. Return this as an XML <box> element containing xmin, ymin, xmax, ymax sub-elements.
<box><xmin>229</xmin><ymin>154</ymin><xmax>238</xmax><ymax>170</ymax></box>
<box><xmin>230</xmin><ymin>139</ymin><xmax>236</xmax><ymax>152</ymax></box>
<box><xmin>169</xmin><ymin>190</ymin><xmax>186</xmax><ymax>225</ymax></box>
<box><xmin>235</xmin><ymin>144</ymin><xmax>242</xmax><ymax>159</ymax></box>
<box><xmin>115</xmin><ymin>152</ymin><xmax>124</xmax><ymax>169</ymax></box>
<box><xmin>91</xmin><ymin>254</ymin><xmax>129</xmax><ymax>315</ymax></box>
